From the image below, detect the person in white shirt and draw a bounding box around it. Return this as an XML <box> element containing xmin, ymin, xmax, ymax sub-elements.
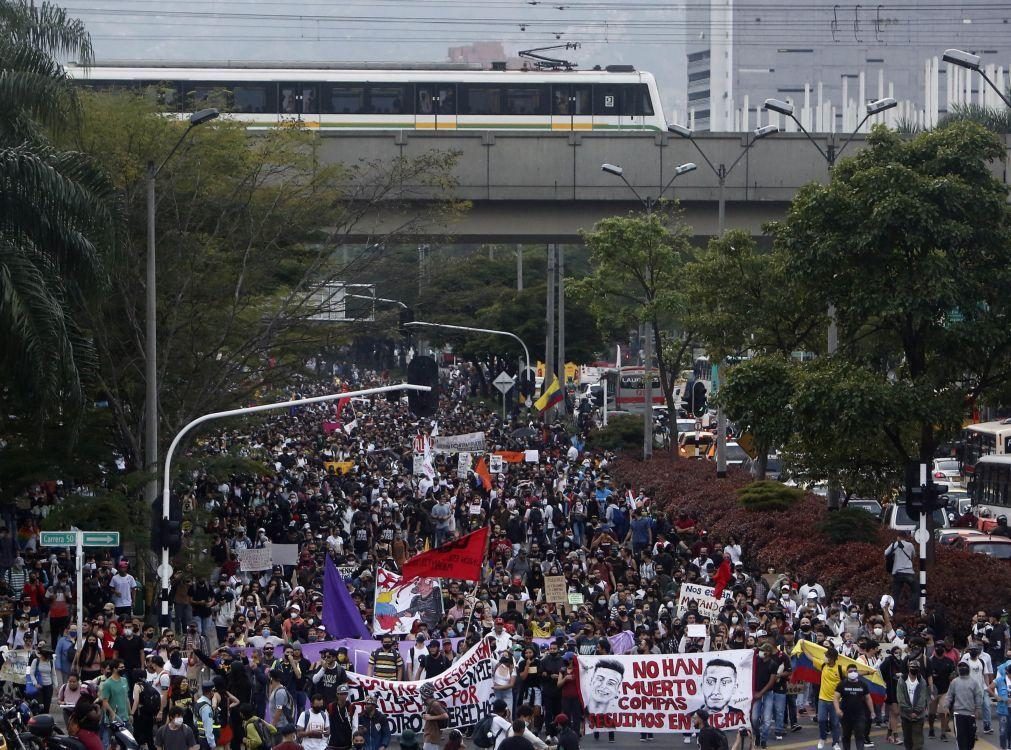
<box><xmin>297</xmin><ymin>695</ymin><xmax>331</xmax><ymax>750</ymax></box>
<box><xmin>487</xmin><ymin>700</ymin><xmax>512</xmax><ymax>750</ymax></box>
<box><xmin>109</xmin><ymin>562</ymin><xmax>138</xmax><ymax>616</ymax></box>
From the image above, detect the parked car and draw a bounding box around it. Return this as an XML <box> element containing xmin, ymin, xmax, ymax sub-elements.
<box><xmin>725</xmin><ymin>441</ymin><xmax>749</xmax><ymax>467</ymax></box>
<box><xmin>846</xmin><ymin>498</ymin><xmax>884</xmax><ymax>517</ymax></box>
<box><xmin>881</xmin><ymin>503</ymin><xmax>950</xmax><ymax>533</ymax></box>
<box><xmin>679</xmin><ymin>430</ymin><xmax>716</xmax><ymax>459</ymax></box>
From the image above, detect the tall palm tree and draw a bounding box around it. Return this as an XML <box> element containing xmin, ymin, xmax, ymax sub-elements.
<box><xmin>940</xmin><ymin>101</ymin><xmax>1011</xmax><ymax>134</ymax></box>
<box><xmin>0</xmin><ymin>0</ymin><xmax>118</xmax><ymax>409</ymax></box>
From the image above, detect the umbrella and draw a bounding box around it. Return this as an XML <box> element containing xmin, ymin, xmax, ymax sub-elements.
<box><xmin>510</xmin><ymin>427</ymin><xmax>538</xmax><ymax>440</ymax></box>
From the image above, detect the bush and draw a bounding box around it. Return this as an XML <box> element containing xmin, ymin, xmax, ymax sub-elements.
<box><xmin>819</xmin><ymin>507</ymin><xmax>880</xmax><ymax>544</ymax></box>
<box><xmin>588</xmin><ymin>415</ymin><xmax>644</xmax><ymax>451</ymax></box>
<box><xmin>737</xmin><ymin>480</ymin><xmax>803</xmax><ymax>512</ymax></box>
<box><xmin>613</xmin><ymin>455</ymin><xmax>1011</xmax><ymax>641</ymax></box>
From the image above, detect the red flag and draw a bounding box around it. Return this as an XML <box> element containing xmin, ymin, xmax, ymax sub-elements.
<box><xmin>402</xmin><ymin>527</ymin><xmax>489</xmax><ymax>581</ymax></box>
<box><xmin>712</xmin><ymin>557</ymin><xmax>733</xmax><ymax>598</ymax></box>
<box><xmin>475</xmin><ymin>456</ymin><xmax>493</xmax><ymax>491</ymax></box>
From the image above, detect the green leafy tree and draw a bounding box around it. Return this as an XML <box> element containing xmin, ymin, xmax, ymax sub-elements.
<box><xmin>682</xmin><ymin>230</ymin><xmax>825</xmax><ymax>358</ymax></box>
<box><xmin>773</xmin><ymin>122</ymin><xmax>1011</xmax><ymax>466</ymax></box>
<box><xmin>71</xmin><ymin>91</ymin><xmax>461</xmax><ymax>472</ymax></box>
<box><xmin>0</xmin><ymin>1</ymin><xmax>118</xmax><ymax>411</ymax></box>
<box><xmin>574</xmin><ymin>211</ymin><xmax>697</xmax><ymax>447</ymax></box>
<box><xmin>717</xmin><ymin>354</ymin><xmax>796</xmax><ymax>478</ymax></box>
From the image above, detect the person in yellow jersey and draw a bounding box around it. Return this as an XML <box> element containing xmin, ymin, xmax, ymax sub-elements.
<box><xmin>818</xmin><ymin>647</ymin><xmax>844</xmax><ymax>750</ymax></box>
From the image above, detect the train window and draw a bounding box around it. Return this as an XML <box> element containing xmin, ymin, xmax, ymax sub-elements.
<box><xmin>551</xmin><ymin>85</ymin><xmax>591</xmax><ymax>115</ymax></box>
<box><xmin>368</xmin><ymin>84</ymin><xmax>411</xmax><ymax>115</ymax></box>
<box><xmin>592</xmin><ymin>84</ymin><xmax>621</xmax><ymax>116</ymax></box>
<box><xmin>324</xmin><ymin>85</ymin><xmax>366</xmax><ymax>114</ymax></box>
<box><xmin>618</xmin><ymin>84</ymin><xmax>654</xmax><ymax>116</ymax></box>
<box><xmin>186</xmin><ymin>83</ymin><xmax>232</xmax><ymax>112</ymax></box>
<box><xmin>506</xmin><ymin>86</ymin><xmax>548</xmax><ymax>115</ymax></box>
<box><xmin>417</xmin><ymin>84</ymin><xmax>456</xmax><ymax>115</ymax></box>
<box><xmin>637</xmin><ymin>84</ymin><xmax>655</xmax><ymax>116</ymax></box>
<box><xmin>280</xmin><ymin>84</ymin><xmax>317</xmax><ymax>115</ymax></box>
<box><xmin>460</xmin><ymin>85</ymin><xmax>503</xmax><ymax>115</ymax></box>
<box><xmin>140</xmin><ymin>82</ymin><xmax>181</xmax><ymax>110</ymax></box>
<box><xmin>232</xmin><ymin>84</ymin><xmax>270</xmax><ymax>114</ymax></box>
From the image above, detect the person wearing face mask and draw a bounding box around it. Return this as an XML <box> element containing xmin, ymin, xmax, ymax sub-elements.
<box><xmin>835</xmin><ymin>665</ymin><xmax>873</xmax><ymax>750</ymax></box>
<box><xmin>155</xmin><ymin>706</ymin><xmax>199</xmax><ymax>750</ymax></box>
<box><xmin>947</xmin><ymin>661</ymin><xmax>984</xmax><ymax>750</ymax></box>
<box><xmin>100</xmin><ymin>659</ymin><xmax>133</xmax><ymax>729</ymax></box>
<box><xmin>114</xmin><ymin>621</ymin><xmax>145</xmax><ymax>678</ymax></box>
<box><xmin>959</xmin><ymin>644</ymin><xmax>994</xmax><ymax>734</ymax></box>
<box><xmin>296</xmin><ymin>694</ymin><xmax>331</xmax><ymax>750</ymax></box>
<box><xmin>898</xmin><ymin>662</ymin><xmax>928</xmax><ymax>750</ymax></box>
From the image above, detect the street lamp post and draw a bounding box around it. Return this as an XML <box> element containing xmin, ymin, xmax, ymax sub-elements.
<box><xmin>159</xmin><ymin>384</ymin><xmax>430</xmax><ymax>622</ymax></box>
<box><xmin>667</xmin><ymin>124</ymin><xmax>779</xmax><ymax>477</ymax></box>
<box><xmin>599</xmin><ymin>160</ymin><xmax>698</xmax><ymax>460</ymax></box>
<box><xmin>404</xmin><ymin>321</ymin><xmax>532</xmax><ymax>402</ymax></box>
<box><xmin>763</xmin><ymin>95</ymin><xmax>897</xmax><ymax>504</ymax></box>
<box><xmin>942</xmin><ymin>49</ymin><xmax>1011</xmax><ymax>108</ymax></box>
<box><xmin>148</xmin><ymin>108</ymin><xmax>219</xmax><ymax>625</ymax></box>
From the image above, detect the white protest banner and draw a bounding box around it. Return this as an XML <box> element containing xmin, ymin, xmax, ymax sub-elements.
<box><xmin>457</xmin><ymin>452</ymin><xmax>472</xmax><ymax>479</ymax></box>
<box><xmin>345</xmin><ymin>639</ymin><xmax>495</xmax><ymax>734</ymax></box>
<box><xmin>412</xmin><ymin>454</ymin><xmax>425</xmax><ymax>476</ymax></box>
<box><xmin>489</xmin><ymin>454</ymin><xmax>503</xmax><ymax>474</ymax></box>
<box><xmin>373</xmin><ymin>567</ymin><xmax>444</xmax><ymax>635</ymax></box>
<box><xmin>578</xmin><ymin>649</ymin><xmax>754</xmax><ymax>734</ymax></box>
<box><xmin>432</xmin><ymin>432</ymin><xmax>486</xmax><ymax>454</ymax></box>
<box><xmin>676</xmin><ymin>582</ymin><xmax>733</xmax><ymax>620</ymax></box>
<box><xmin>0</xmin><ymin>648</ymin><xmax>31</xmax><ymax>684</ymax></box>
<box><xmin>544</xmin><ymin>575</ymin><xmax>568</xmax><ymax>603</ymax></box>
<box><xmin>238</xmin><ymin>545</ymin><xmax>273</xmax><ymax>572</ymax></box>
<box><xmin>271</xmin><ymin>544</ymin><xmax>299</xmax><ymax>567</ymax></box>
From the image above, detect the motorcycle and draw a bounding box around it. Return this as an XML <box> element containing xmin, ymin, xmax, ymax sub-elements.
<box><xmin>22</xmin><ymin>715</ymin><xmax>84</xmax><ymax>750</ymax></box>
<box><xmin>0</xmin><ymin>700</ymin><xmax>31</xmax><ymax>750</ymax></box>
<box><xmin>108</xmin><ymin>720</ymin><xmax>139</xmax><ymax>750</ymax></box>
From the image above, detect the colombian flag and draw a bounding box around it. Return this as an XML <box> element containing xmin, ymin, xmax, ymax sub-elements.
<box><xmin>790</xmin><ymin>640</ymin><xmax>887</xmax><ymax>705</ymax></box>
<box><xmin>534</xmin><ymin>375</ymin><xmax>563</xmax><ymax>412</ymax></box>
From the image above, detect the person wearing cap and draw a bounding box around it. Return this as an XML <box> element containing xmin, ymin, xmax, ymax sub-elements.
<box><xmin>415</xmin><ymin>640</ymin><xmax>451</xmax><ymax>681</ymax></box>
<box><xmin>326</xmin><ymin>685</ymin><xmax>355</xmax><ymax>750</ymax></box>
<box><xmin>400</xmin><ymin>729</ymin><xmax>421</xmax><ymax>750</ymax></box>
<box><xmin>553</xmin><ymin>713</ymin><xmax>580</xmax><ymax>750</ymax></box>
<box><xmin>420</xmin><ymin>683</ymin><xmax>449</xmax><ymax>750</ymax></box>
<box><xmin>491</xmin><ymin>618</ymin><xmax>513</xmax><ymax>656</ymax></box>
<box><xmin>898</xmin><ymin>661</ymin><xmax>928</xmax><ymax>750</ymax></box>
<box><xmin>313</xmin><ymin>649</ymin><xmax>349</xmax><ymax>704</ymax></box>
<box><xmin>353</xmin><ymin>696</ymin><xmax>391</xmax><ymax>750</ymax></box>
<box><xmin>194</xmin><ymin>680</ymin><xmax>219</xmax><ymax>750</ymax></box>
<box><xmin>959</xmin><ymin>643</ymin><xmax>994</xmax><ymax>734</ymax></box>
<box><xmin>110</xmin><ymin>561</ymin><xmax>139</xmax><ymax>619</ymax></box>
<box><xmin>947</xmin><ymin>660</ymin><xmax>984</xmax><ymax>750</ymax></box>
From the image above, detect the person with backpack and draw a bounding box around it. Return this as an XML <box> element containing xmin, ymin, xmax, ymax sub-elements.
<box><xmin>421</xmin><ymin>683</ymin><xmax>449</xmax><ymax>750</ymax></box>
<box><xmin>268</xmin><ymin>669</ymin><xmax>295</xmax><ymax>728</ymax></box>
<box><xmin>693</xmin><ymin>709</ymin><xmax>743</xmax><ymax>750</ymax></box>
<box><xmin>240</xmin><ymin>703</ymin><xmax>277</xmax><ymax>750</ymax></box>
<box><xmin>133</xmin><ymin>668</ymin><xmax>163</xmax><ymax>750</ymax></box>
<box><xmin>884</xmin><ymin>537</ymin><xmax>918</xmax><ymax>612</ymax></box>
<box><xmin>196</xmin><ymin>681</ymin><xmax>221</xmax><ymax>750</ymax></box>
<box><xmin>296</xmin><ymin>694</ymin><xmax>331</xmax><ymax>750</ymax></box>
<box><xmin>473</xmin><ymin>698</ymin><xmax>511</xmax><ymax>750</ymax></box>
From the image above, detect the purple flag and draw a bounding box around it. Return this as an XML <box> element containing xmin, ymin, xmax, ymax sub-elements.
<box><xmin>323</xmin><ymin>554</ymin><xmax>370</xmax><ymax>639</ymax></box>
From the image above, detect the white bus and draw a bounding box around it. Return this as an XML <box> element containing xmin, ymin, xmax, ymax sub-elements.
<box><xmin>68</xmin><ymin>63</ymin><xmax>668</xmax><ymax>132</ymax></box>
<box><xmin>968</xmin><ymin>454</ymin><xmax>1011</xmax><ymax>527</ymax></box>
<box><xmin>961</xmin><ymin>419</ymin><xmax>1011</xmax><ymax>476</ymax></box>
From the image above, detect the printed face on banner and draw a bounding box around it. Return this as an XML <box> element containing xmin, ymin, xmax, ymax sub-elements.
<box><xmin>373</xmin><ymin>567</ymin><xmax>444</xmax><ymax>635</ymax></box>
<box><xmin>578</xmin><ymin>650</ymin><xmax>753</xmax><ymax>734</ymax></box>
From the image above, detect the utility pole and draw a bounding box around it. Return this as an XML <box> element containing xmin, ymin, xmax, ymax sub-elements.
<box><xmin>643</xmin><ymin>321</ymin><xmax>653</xmax><ymax>460</ymax></box>
<box><xmin>545</xmin><ymin>245</ymin><xmax>556</xmax><ymax>413</ymax></box>
<box><xmin>556</xmin><ymin>247</ymin><xmax>566</xmax><ymax>415</ymax></box>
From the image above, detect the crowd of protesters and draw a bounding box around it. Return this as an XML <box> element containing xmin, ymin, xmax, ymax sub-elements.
<box><xmin>0</xmin><ymin>362</ymin><xmax>1004</xmax><ymax>750</ymax></box>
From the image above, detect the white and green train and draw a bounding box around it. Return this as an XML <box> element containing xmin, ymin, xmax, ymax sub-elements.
<box><xmin>68</xmin><ymin>63</ymin><xmax>667</xmax><ymax>132</ymax></box>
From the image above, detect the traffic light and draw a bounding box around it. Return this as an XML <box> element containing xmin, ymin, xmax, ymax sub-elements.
<box><xmin>904</xmin><ymin>463</ymin><xmax>948</xmax><ymax>514</ymax></box>
<box><xmin>518</xmin><ymin>368</ymin><xmax>537</xmax><ymax>398</ymax></box>
<box><xmin>151</xmin><ymin>497</ymin><xmax>183</xmax><ymax>555</ymax></box>
<box><xmin>161</xmin><ymin>519</ymin><xmax>183</xmax><ymax>556</ymax></box>
<box><xmin>691</xmin><ymin>381</ymin><xmax>708</xmax><ymax>417</ymax></box>
<box><xmin>398</xmin><ymin>307</ymin><xmax>414</xmax><ymax>337</ymax></box>
<box><xmin>407</xmin><ymin>355</ymin><xmax>439</xmax><ymax>417</ymax></box>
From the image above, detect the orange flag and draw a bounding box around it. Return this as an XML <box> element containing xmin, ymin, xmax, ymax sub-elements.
<box><xmin>493</xmin><ymin>451</ymin><xmax>525</xmax><ymax>464</ymax></box>
<box><xmin>475</xmin><ymin>456</ymin><xmax>493</xmax><ymax>491</ymax></box>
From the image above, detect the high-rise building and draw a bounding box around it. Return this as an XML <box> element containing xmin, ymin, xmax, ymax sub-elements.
<box><xmin>682</xmin><ymin>0</ymin><xmax>1011</xmax><ymax>132</ymax></box>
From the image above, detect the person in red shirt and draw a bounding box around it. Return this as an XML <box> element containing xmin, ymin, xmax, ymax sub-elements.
<box><xmin>273</xmin><ymin>723</ymin><xmax>302</xmax><ymax>750</ymax></box>
<box><xmin>22</xmin><ymin>573</ymin><xmax>47</xmax><ymax>612</ymax></box>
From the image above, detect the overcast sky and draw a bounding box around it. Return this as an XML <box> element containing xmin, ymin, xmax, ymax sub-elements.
<box><xmin>61</xmin><ymin>0</ymin><xmax>690</xmax><ymax>117</ymax></box>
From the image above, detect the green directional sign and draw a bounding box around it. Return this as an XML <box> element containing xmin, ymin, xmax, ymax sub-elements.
<box><xmin>40</xmin><ymin>531</ymin><xmax>78</xmax><ymax>547</ymax></box>
<box><xmin>82</xmin><ymin>531</ymin><xmax>120</xmax><ymax>547</ymax></box>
